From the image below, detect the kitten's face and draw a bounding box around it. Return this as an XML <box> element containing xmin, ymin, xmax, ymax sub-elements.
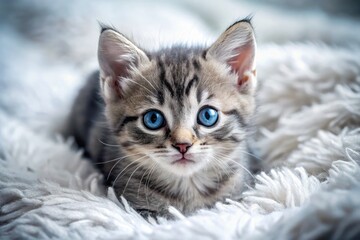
<box><xmin>98</xmin><ymin>21</ymin><xmax>256</xmax><ymax>177</ymax></box>
<box><xmin>109</xmin><ymin>53</ymin><xmax>253</xmax><ymax>175</ymax></box>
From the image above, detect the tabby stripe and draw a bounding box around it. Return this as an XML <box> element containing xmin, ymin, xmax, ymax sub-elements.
<box><xmin>121</xmin><ymin>141</ymin><xmax>132</xmax><ymax>148</ymax></box>
<box><xmin>157</xmin><ymin>90</ymin><xmax>165</xmax><ymax>105</ymax></box>
<box><xmin>164</xmin><ymin>127</ymin><xmax>171</xmax><ymax>139</ymax></box>
<box><xmin>185</xmin><ymin>75</ymin><xmax>199</xmax><ymax>96</ymax></box>
<box><xmin>207</xmin><ymin>94</ymin><xmax>214</xmax><ymax>100</ymax></box>
<box><xmin>155</xmin><ymin>145</ymin><xmax>166</xmax><ymax>149</ymax></box>
<box><xmin>158</xmin><ymin>59</ymin><xmax>165</xmax><ymax>82</ymax></box>
<box><xmin>211</xmin><ymin>124</ymin><xmax>232</xmax><ymax>141</ymax></box>
<box><xmin>139</xmin><ymin>175</ymin><xmax>180</xmax><ymax>201</ymax></box>
<box><xmin>193</xmin><ymin>59</ymin><xmax>201</xmax><ymax>70</ymax></box>
<box><xmin>175</xmin><ymin>83</ymin><xmax>184</xmax><ymax>101</ymax></box>
<box><xmin>202</xmin><ymin>50</ymin><xmax>207</xmax><ymax>60</ymax></box>
<box><xmin>116</xmin><ymin>116</ymin><xmax>138</xmax><ymax>132</ymax></box>
<box><xmin>164</xmin><ymin>79</ymin><xmax>175</xmax><ymax>97</ymax></box>
<box><xmin>164</xmin><ymin>80</ymin><xmax>175</xmax><ymax>97</ymax></box>
<box><xmin>193</xmin><ymin>126</ymin><xmax>200</xmax><ymax>138</ymax></box>
<box><xmin>198</xmin><ymin>171</ymin><xmax>234</xmax><ymax>197</ymax></box>
<box><xmin>196</xmin><ymin>87</ymin><xmax>203</xmax><ymax>103</ymax></box>
<box><xmin>229</xmin><ymin>136</ymin><xmax>241</xmax><ymax>143</ymax></box>
<box><xmin>130</xmin><ymin>127</ymin><xmax>157</xmax><ymax>144</ymax></box>
<box><xmin>223</xmin><ymin>109</ymin><xmax>245</xmax><ymax>127</ymax></box>
<box><xmin>185</xmin><ymin>59</ymin><xmax>190</xmax><ymax>71</ymax></box>
<box><xmin>158</xmin><ymin>59</ymin><xmax>175</xmax><ymax>97</ymax></box>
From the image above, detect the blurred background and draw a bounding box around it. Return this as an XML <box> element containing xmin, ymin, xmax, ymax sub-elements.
<box><xmin>1</xmin><ymin>0</ymin><xmax>359</xmax><ymax>63</ymax></box>
<box><xmin>0</xmin><ymin>0</ymin><xmax>359</xmax><ymax>131</ymax></box>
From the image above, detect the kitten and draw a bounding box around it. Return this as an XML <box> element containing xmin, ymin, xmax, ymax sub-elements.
<box><xmin>65</xmin><ymin>19</ymin><xmax>257</xmax><ymax>217</ymax></box>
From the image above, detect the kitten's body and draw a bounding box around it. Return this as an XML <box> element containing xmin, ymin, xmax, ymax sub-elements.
<box><xmin>65</xmin><ymin>20</ymin><xmax>257</xmax><ymax>217</ymax></box>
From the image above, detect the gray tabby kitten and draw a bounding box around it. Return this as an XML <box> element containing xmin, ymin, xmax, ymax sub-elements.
<box><xmin>65</xmin><ymin>19</ymin><xmax>257</xmax><ymax>217</ymax></box>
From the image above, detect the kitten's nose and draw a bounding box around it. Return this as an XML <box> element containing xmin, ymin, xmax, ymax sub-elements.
<box><xmin>172</xmin><ymin>142</ymin><xmax>192</xmax><ymax>154</ymax></box>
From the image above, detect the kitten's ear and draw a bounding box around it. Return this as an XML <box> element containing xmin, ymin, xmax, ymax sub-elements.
<box><xmin>98</xmin><ymin>28</ymin><xmax>149</xmax><ymax>102</ymax></box>
<box><xmin>207</xmin><ymin>19</ymin><xmax>256</xmax><ymax>94</ymax></box>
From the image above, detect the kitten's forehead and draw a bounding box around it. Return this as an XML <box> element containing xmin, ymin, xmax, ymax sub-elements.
<box><xmin>151</xmin><ymin>48</ymin><xmax>205</xmax><ymax>124</ymax></box>
<box><xmin>122</xmin><ymin>45</ymin><xmax>245</xmax><ymax>125</ymax></box>
<box><xmin>150</xmin><ymin>47</ymin><xmax>238</xmax><ymax>102</ymax></box>
<box><xmin>153</xmin><ymin>47</ymin><xmax>205</xmax><ymax>86</ymax></box>
<box><xmin>153</xmin><ymin>46</ymin><xmax>205</xmax><ymax>64</ymax></box>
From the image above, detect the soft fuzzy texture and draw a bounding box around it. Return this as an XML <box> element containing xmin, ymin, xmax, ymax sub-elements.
<box><xmin>1</xmin><ymin>1</ymin><xmax>360</xmax><ymax>239</ymax></box>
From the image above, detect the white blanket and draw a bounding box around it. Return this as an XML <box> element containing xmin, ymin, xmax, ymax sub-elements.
<box><xmin>1</xmin><ymin>1</ymin><xmax>360</xmax><ymax>239</ymax></box>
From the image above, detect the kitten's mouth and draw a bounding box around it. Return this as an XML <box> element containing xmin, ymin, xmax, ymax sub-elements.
<box><xmin>172</xmin><ymin>156</ymin><xmax>195</xmax><ymax>165</ymax></box>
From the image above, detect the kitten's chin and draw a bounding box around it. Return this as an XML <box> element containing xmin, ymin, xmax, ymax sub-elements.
<box><xmin>165</xmin><ymin>164</ymin><xmax>202</xmax><ymax>176</ymax></box>
<box><xmin>154</xmin><ymin>154</ymin><xmax>208</xmax><ymax>176</ymax></box>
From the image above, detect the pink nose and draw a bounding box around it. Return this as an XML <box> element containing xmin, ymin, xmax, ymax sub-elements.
<box><xmin>172</xmin><ymin>143</ymin><xmax>192</xmax><ymax>153</ymax></box>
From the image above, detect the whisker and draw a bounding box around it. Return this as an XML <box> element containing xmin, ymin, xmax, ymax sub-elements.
<box><xmin>153</xmin><ymin>150</ymin><xmax>171</xmax><ymax>154</ymax></box>
<box><xmin>200</xmin><ymin>147</ymin><xmax>211</xmax><ymax>150</ymax></box>
<box><xmin>122</xmin><ymin>161</ymin><xmax>148</xmax><ymax>195</ymax></box>
<box><xmin>151</xmin><ymin>150</ymin><xmax>209</xmax><ymax>159</ymax></box>
<box><xmin>111</xmin><ymin>155</ymin><xmax>147</xmax><ymax>184</ymax></box>
<box><xmin>208</xmin><ymin>155</ymin><xmax>234</xmax><ymax>180</ymax></box>
<box><xmin>151</xmin><ymin>153</ymin><xmax>173</xmax><ymax>157</ymax></box>
<box><xmin>150</xmin><ymin>153</ymin><xmax>173</xmax><ymax>158</ymax></box>
<box><xmin>217</xmin><ymin>154</ymin><xmax>254</xmax><ymax>179</ymax></box>
<box><xmin>145</xmin><ymin>163</ymin><xmax>158</xmax><ymax>207</ymax></box>
<box><xmin>215</xmin><ymin>146</ymin><xmax>264</xmax><ymax>161</ymax></box>
<box><xmin>132</xmin><ymin>67</ymin><xmax>158</xmax><ymax>92</ymax></box>
<box><xmin>207</xmin><ymin>156</ymin><xmax>225</xmax><ymax>183</ymax></box>
<box><xmin>124</xmin><ymin>77</ymin><xmax>154</xmax><ymax>94</ymax></box>
<box><xmin>95</xmin><ymin>152</ymin><xmax>142</xmax><ymax>165</ymax></box>
<box><xmin>214</xmin><ymin>152</ymin><xmax>255</xmax><ymax>179</ymax></box>
<box><xmin>189</xmin><ymin>150</ymin><xmax>210</xmax><ymax>154</ymax></box>
<box><xmin>137</xmin><ymin>164</ymin><xmax>154</xmax><ymax>198</ymax></box>
<box><xmin>98</xmin><ymin>139</ymin><xmax>121</xmax><ymax>148</ymax></box>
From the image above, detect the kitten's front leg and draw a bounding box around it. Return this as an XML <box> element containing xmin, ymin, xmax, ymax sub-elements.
<box><xmin>136</xmin><ymin>208</ymin><xmax>175</xmax><ymax>220</ymax></box>
<box><xmin>137</xmin><ymin>209</ymin><xmax>159</xmax><ymax>219</ymax></box>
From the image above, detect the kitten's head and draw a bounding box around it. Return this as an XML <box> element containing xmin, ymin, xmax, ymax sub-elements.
<box><xmin>98</xmin><ymin>20</ymin><xmax>256</xmax><ymax>176</ymax></box>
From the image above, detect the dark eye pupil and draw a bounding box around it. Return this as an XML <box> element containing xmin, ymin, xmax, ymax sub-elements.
<box><xmin>150</xmin><ymin>114</ymin><xmax>157</xmax><ymax>123</ymax></box>
<box><xmin>204</xmin><ymin>111</ymin><xmax>210</xmax><ymax>120</ymax></box>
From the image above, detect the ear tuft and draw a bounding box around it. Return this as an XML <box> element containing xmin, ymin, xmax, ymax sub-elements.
<box><xmin>207</xmin><ymin>19</ymin><xmax>256</xmax><ymax>94</ymax></box>
<box><xmin>98</xmin><ymin>22</ymin><xmax>116</xmax><ymax>34</ymax></box>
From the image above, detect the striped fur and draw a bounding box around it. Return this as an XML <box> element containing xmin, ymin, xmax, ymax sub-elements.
<box><xmin>66</xmin><ymin>19</ymin><xmax>257</xmax><ymax>217</ymax></box>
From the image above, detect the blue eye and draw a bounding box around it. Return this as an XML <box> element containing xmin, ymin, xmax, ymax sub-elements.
<box><xmin>143</xmin><ymin>110</ymin><xmax>165</xmax><ymax>130</ymax></box>
<box><xmin>198</xmin><ymin>106</ymin><xmax>218</xmax><ymax>127</ymax></box>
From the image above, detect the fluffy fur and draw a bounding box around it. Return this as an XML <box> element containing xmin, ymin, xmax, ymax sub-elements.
<box><xmin>1</xmin><ymin>43</ymin><xmax>359</xmax><ymax>239</ymax></box>
<box><xmin>65</xmin><ymin>20</ymin><xmax>257</xmax><ymax>216</ymax></box>
<box><xmin>1</xmin><ymin>1</ymin><xmax>360</xmax><ymax>239</ymax></box>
